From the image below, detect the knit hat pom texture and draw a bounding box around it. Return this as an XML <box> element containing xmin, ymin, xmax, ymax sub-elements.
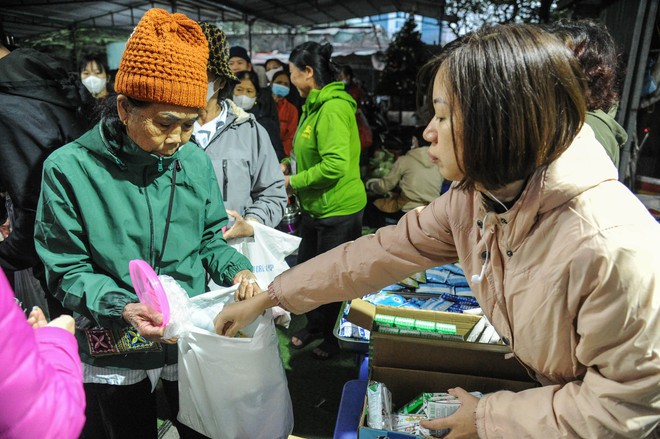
<box><xmin>115</xmin><ymin>8</ymin><xmax>209</xmax><ymax>108</ymax></box>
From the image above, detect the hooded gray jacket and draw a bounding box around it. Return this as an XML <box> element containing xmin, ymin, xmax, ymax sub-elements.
<box><xmin>202</xmin><ymin>100</ymin><xmax>287</xmax><ymax>227</ymax></box>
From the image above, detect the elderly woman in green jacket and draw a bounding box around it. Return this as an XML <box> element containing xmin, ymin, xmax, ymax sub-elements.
<box><xmin>34</xmin><ymin>9</ymin><xmax>259</xmax><ymax>439</ymax></box>
<box><xmin>283</xmin><ymin>41</ymin><xmax>366</xmax><ymax>359</ymax></box>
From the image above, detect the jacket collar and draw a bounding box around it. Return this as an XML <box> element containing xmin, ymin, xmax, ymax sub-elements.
<box><xmin>476</xmin><ymin>124</ymin><xmax>618</xmax><ymax>252</ymax></box>
<box><xmin>77</xmin><ymin>121</ymin><xmax>184</xmax><ymax>172</ymax></box>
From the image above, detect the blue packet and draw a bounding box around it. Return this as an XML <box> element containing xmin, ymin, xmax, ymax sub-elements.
<box><xmin>441</xmin><ymin>263</ymin><xmax>465</xmax><ymax>276</ymax></box>
<box><xmin>381</xmin><ymin>283</ymin><xmax>407</xmax><ymax>292</ymax></box>
<box><xmin>425</xmin><ymin>268</ymin><xmax>450</xmax><ymax>284</ymax></box>
<box><xmin>420</xmin><ymin>297</ymin><xmax>454</xmax><ymax>312</ymax></box>
<box><xmin>368</xmin><ymin>292</ymin><xmax>406</xmax><ymax>307</ymax></box>
<box><xmin>454</xmin><ymin>286</ymin><xmax>474</xmax><ymax>297</ymax></box>
<box><xmin>446</xmin><ymin>273</ymin><xmax>470</xmax><ymax>287</ymax></box>
<box><xmin>416</xmin><ymin>283</ymin><xmax>454</xmax><ymax>295</ymax></box>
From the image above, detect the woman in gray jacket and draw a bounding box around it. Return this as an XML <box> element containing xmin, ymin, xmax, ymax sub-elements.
<box><xmin>195</xmin><ymin>23</ymin><xmax>286</xmax><ymax>240</ymax></box>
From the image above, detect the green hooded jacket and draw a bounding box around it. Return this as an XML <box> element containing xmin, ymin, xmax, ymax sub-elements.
<box><xmin>290</xmin><ymin>81</ymin><xmax>366</xmax><ymax>218</ymax></box>
<box><xmin>34</xmin><ymin>121</ymin><xmax>251</xmax><ymax>369</ymax></box>
<box><xmin>585</xmin><ymin>109</ymin><xmax>628</xmax><ymax>169</ymax></box>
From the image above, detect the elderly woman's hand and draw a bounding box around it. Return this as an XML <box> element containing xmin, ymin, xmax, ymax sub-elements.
<box><xmin>232</xmin><ymin>270</ymin><xmax>262</xmax><ymax>301</ymax></box>
<box><xmin>222</xmin><ymin>210</ymin><xmax>255</xmax><ymax>240</ymax></box>
<box><xmin>122</xmin><ymin>303</ymin><xmax>177</xmax><ymax>344</ymax></box>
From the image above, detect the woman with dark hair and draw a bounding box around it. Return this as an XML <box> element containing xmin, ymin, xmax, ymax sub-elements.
<box><xmin>547</xmin><ymin>19</ymin><xmax>628</xmax><ymax>168</ymax></box>
<box><xmin>281</xmin><ymin>41</ymin><xmax>366</xmax><ymax>360</ymax></box>
<box><xmin>78</xmin><ymin>54</ymin><xmax>112</xmax><ymax>100</ymax></box>
<box><xmin>217</xmin><ymin>24</ymin><xmax>659</xmax><ymax>437</ymax></box>
<box><xmin>271</xmin><ymin>69</ymin><xmax>298</xmax><ymax>157</ymax></box>
<box><xmin>232</xmin><ymin>69</ymin><xmax>285</xmax><ymax>161</ymax></box>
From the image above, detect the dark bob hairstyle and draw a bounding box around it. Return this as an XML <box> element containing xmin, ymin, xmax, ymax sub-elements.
<box><xmin>419</xmin><ymin>24</ymin><xmax>587</xmax><ymax>191</ymax></box>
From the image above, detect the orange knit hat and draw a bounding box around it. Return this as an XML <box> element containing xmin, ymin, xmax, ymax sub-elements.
<box><xmin>114</xmin><ymin>8</ymin><xmax>209</xmax><ymax>108</ymax></box>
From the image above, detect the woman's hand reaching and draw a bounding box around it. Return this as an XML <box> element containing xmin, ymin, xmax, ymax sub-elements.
<box><xmin>419</xmin><ymin>387</ymin><xmax>479</xmax><ymax>439</ymax></box>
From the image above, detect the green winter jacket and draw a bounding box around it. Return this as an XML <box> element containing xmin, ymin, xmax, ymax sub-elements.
<box><xmin>290</xmin><ymin>81</ymin><xmax>366</xmax><ymax>218</ymax></box>
<box><xmin>585</xmin><ymin>109</ymin><xmax>628</xmax><ymax>169</ymax></box>
<box><xmin>34</xmin><ymin>121</ymin><xmax>252</xmax><ymax>369</ymax></box>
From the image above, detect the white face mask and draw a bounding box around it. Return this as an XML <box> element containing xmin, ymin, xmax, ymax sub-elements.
<box><xmin>82</xmin><ymin>75</ymin><xmax>106</xmax><ymax>95</ymax></box>
<box><xmin>206</xmin><ymin>79</ymin><xmax>218</xmax><ymax>102</ymax></box>
<box><xmin>233</xmin><ymin>94</ymin><xmax>256</xmax><ymax>111</ymax></box>
<box><xmin>265</xmin><ymin>67</ymin><xmax>283</xmax><ymax>84</ymax></box>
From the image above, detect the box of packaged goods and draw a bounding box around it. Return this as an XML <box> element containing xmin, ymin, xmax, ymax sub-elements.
<box><xmin>346</xmin><ymin>263</ymin><xmax>500</xmax><ymax>345</ymax></box>
<box><xmin>358</xmin><ymin>337</ymin><xmax>537</xmax><ymax>438</ymax></box>
<box><xmin>359</xmin><ymin>365</ymin><xmax>537</xmax><ymax>439</ymax></box>
<box><xmin>345</xmin><ymin>264</ymin><xmax>538</xmax><ymax>438</ymax></box>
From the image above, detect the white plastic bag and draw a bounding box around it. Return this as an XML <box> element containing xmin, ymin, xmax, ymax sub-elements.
<box><xmin>210</xmin><ymin>222</ymin><xmax>301</xmax><ymax>327</ymax></box>
<box><xmin>177</xmin><ymin>286</ymin><xmax>294</xmax><ymax>439</ymax></box>
<box><xmin>211</xmin><ymin>222</ymin><xmax>301</xmax><ymax>289</ymax></box>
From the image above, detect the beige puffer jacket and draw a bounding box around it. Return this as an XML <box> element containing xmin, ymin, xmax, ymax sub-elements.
<box><xmin>271</xmin><ymin>126</ymin><xmax>660</xmax><ymax>437</ymax></box>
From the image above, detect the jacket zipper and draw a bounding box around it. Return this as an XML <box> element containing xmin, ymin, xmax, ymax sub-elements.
<box><xmin>144</xmin><ymin>167</ymin><xmax>155</xmax><ymax>268</ymax></box>
<box><xmin>222</xmin><ymin>159</ymin><xmax>228</xmax><ymax>202</ymax></box>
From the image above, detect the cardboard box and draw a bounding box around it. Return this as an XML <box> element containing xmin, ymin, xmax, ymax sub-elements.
<box><xmin>347</xmin><ymin>298</ymin><xmax>483</xmax><ymax>341</ymax></box>
<box><xmin>347</xmin><ymin>299</ymin><xmax>538</xmax><ymax>438</ymax></box>
<box><xmin>358</xmin><ymin>367</ymin><xmax>537</xmax><ymax>439</ymax></box>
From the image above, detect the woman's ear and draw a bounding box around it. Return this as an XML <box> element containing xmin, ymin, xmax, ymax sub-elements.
<box><xmin>116</xmin><ymin>94</ymin><xmax>130</xmax><ymax>125</ymax></box>
<box><xmin>305</xmin><ymin>66</ymin><xmax>314</xmax><ymax>81</ymax></box>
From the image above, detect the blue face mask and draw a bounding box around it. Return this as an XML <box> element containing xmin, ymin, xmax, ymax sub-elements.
<box><xmin>272</xmin><ymin>83</ymin><xmax>290</xmax><ymax>98</ymax></box>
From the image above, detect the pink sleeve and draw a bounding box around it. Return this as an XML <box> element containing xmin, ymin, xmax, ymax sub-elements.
<box><xmin>0</xmin><ymin>279</ymin><xmax>85</xmax><ymax>439</ymax></box>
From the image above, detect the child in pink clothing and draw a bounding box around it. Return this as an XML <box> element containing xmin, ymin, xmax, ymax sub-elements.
<box><xmin>0</xmin><ymin>268</ymin><xmax>85</xmax><ymax>439</ymax></box>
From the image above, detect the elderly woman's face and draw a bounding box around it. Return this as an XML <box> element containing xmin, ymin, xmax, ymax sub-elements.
<box><xmin>118</xmin><ymin>95</ymin><xmax>199</xmax><ymax>156</ymax></box>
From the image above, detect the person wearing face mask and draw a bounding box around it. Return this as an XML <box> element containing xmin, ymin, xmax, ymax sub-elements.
<box><xmin>34</xmin><ymin>11</ymin><xmax>261</xmax><ymax>438</ymax></box>
<box><xmin>78</xmin><ymin>54</ymin><xmax>114</xmax><ymax>128</ymax></box>
<box><xmin>233</xmin><ymin>69</ymin><xmax>285</xmax><ymax>161</ymax></box>
<box><xmin>271</xmin><ymin>70</ymin><xmax>299</xmax><ymax>157</ymax></box>
<box><xmin>194</xmin><ymin>23</ymin><xmax>286</xmax><ymax>242</ymax></box>
<box><xmin>264</xmin><ymin>58</ymin><xmax>284</xmax><ymax>84</ymax></box>
<box><xmin>79</xmin><ymin>54</ymin><xmax>111</xmax><ymax>100</ymax></box>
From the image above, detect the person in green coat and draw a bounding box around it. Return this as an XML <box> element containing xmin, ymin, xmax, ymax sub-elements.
<box><xmin>283</xmin><ymin>42</ymin><xmax>366</xmax><ymax>359</ymax></box>
<box><xmin>547</xmin><ymin>19</ymin><xmax>628</xmax><ymax>169</ymax></box>
<box><xmin>34</xmin><ymin>9</ymin><xmax>259</xmax><ymax>439</ymax></box>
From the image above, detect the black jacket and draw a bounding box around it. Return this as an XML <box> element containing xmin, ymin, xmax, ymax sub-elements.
<box><xmin>248</xmin><ymin>88</ymin><xmax>285</xmax><ymax>161</ymax></box>
<box><xmin>0</xmin><ymin>48</ymin><xmax>86</xmax><ymax>274</ymax></box>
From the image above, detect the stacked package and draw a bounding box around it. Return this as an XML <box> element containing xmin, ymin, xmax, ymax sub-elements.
<box><xmin>337</xmin><ymin>263</ymin><xmax>486</xmax><ymax>345</ymax></box>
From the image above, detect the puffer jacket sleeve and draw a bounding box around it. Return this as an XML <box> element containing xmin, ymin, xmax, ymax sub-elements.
<box><xmin>476</xmin><ymin>236</ymin><xmax>660</xmax><ymax>438</ymax></box>
<box><xmin>200</xmin><ymin>164</ymin><xmax>253</xmax><ymax>286</ymax></box>
<box><xmin>35</xmin><ymin>160</ymin><xmax>135</xmax><ymax>329</ymax></box>
<box><xmin>0</xmin><ymin>269</ymin><xmax>85</xmax><ymax>439</ymax></box>
<box><xmin>244</xmin><ymin>121</ymin><xmax>287</xmax><ymax>227</ymax></box>
<box><xmin>271</xmin><ymin>192</ymin><xmax>459</xmax><ymax>313</ymax></box>
<box><xmin>290</xmin><ymin>100</ymin><xmax>353</xmax><ymax>191</ymax></box>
